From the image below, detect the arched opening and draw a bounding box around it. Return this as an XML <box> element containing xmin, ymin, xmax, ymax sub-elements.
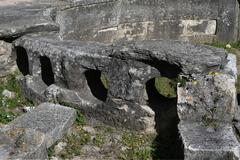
<box><xmin>141</xmin><ymin>59</ymin><xmax>181</xmax><ymax>79</ymax></box>
<box><xmin>40</xmin><ymin>56</ymin><xmax>55</xmax><ymax>86</ymax></box>
<box><xmin>146</xmin><ymin>76</ymin><xmax>184</xmax><ymax>159</ymax></box>
<box><xmin>85</xmin><ymin>69</ymin><xmax>108</xmax><ymax>102</ymax></box>
<box><xmin>15</xmin><ymin>46</ymin><xmax>30</xmax><ymax>76</ymax></box>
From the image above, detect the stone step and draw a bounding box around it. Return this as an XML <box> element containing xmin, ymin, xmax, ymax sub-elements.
<box><xmin>179</xmin><ymin>121</ymin><xmax>240</xmax><ymax>160</ymax></box>
<box><xmin>0</xmin><ymin>129</ymin><xmax>47</xmax><ymax>159</ymax></box>
<box><xmin>0</xmin><ymin>103</ymin><xmax>76</xmax><ymax>159</ymax></box>
<box><xmin>3</xmin><ymin>102</ymin><xmax>76</xmax><ymax>147</ymax></box>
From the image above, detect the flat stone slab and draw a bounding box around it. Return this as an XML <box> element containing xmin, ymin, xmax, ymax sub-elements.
<box><xmin>2</xmin><ymin>102</ymin><xmax>76</xmax><ymax>147</ymax></box>
<box><xmin>14</xmin><ymin>34</ymin><xmax>228</xmax><ymax>75</ymax></box>
<box><xmin>0</xmin><ymin>0</ymin><xmax>67</xmax><ymax>38</ymax></box>
<box><xmin>0</xmin><ymin>128</ymin><xmax>47</xmax><ymax>159</ymax></box>
<box><xmin>179</xmin><ymin>121</ymin><xmax>240</xmax><ymax>160</ymax></box>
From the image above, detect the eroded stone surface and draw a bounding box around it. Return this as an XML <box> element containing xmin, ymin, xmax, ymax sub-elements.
<box><xmin>179</xmin><ymin>122</ymin><xmax>240</xmax><ymax>160</ymax></box>
<box><xmin>0</xmin><ymin>128</ymin><xmax>47</xmax><ymax>160</ymax></box>
<box><xmin>0</xmin><ymin>1</ymin><xmax>239</xmax><ymax>159</ymax></box>
<box><xmin>56</xmin><ymin>0</ymin><xmax>239</xmax><ymax>43</ymax></box>
<box><xmin>0</xmin><ymin>41</ymin><xmax>17</xmax><ymax>77</ymax></box>
<box><xmin>177</xmin><ymin>73</ymin><xmax>236</xmax><ymax>123</ymax></box>
<box><xmin>12</xmin><ymin>33</ymin><xmax>240</xmax><ymax>159</ymax></box>
<box><xmin>0</xmin><ymin>0</ymin><xmax>65</xmax><ymax>38</ymax></box>
<box><xmin>3</xmin><ymin>103</ymin><xmax>76</xmax><ymax>147</ymax></box>
<box><xmin>13</xmin><ymin>34</ymin><xmax>230</xmax><ymax>132</ymax></box>
<box><xmin>0</xmin><ymin>0</ymin><xmax>238</xmax><ymax>42</ymax></box>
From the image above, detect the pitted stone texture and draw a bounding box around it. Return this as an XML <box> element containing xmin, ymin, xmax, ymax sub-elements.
<box><xmin>57</xmin><ymin>0</ymin><xmax>239</xmax><ymax>43</ymax></box>
<box><xmin>43</xmin><ymin>84</ymin><xmax>155</xmax><ymax>132</ymax></box>
<box><xmin>14</xmin><ymin>35</ymin><xmax>228</xmax><ymax>76</ymax></box>
<box><xmin>0</xmin><ymin>0</ymin><xmax>66</xmax><ymax>38</ymax></box>
<box><xmin>0</xmin><ymin>129</ymin><xmax>47</xmax><ymax>160</ymax></box>
<box><xmin>3</xmin><ymin>102</ymin><xmax>76</xmax><ymax>147</ymax></box>
<box><xmin>18</xmin><ymin>75</ymin><xmax>48</xmax><ymax>104</ymax></box>
<box><xmin>0</xmin><ymin>41</ymin><xmax>17</xmax><ymax>77</ymax></box>
<box><xmin>225</xmin><ymin>53</ymin><xmax>238</xmax><ymax>80</ymax></box>
<box><xmin>177</xmin><ymin>73</ymin><xmax>236</xmax><ymax>123</ymax></box>
<box><xmin>13</xmin><ymin>35</ymin><xmax>232</xmax><ymax>132</ymax></box>
<box><xmin>111</xmin><ymin>40</ymin><xmax>227</xmax><ymax>75</ymax></box>
<box><xmin>179</xmin><ymin>122</ymin><xmax>240</xmax><ymax>160</ymax></box>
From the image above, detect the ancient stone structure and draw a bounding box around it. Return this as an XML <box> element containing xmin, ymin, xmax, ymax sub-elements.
<box><xmin>57</xmin><ymin>0</ymin><xmax>240</xmax><ymax>43</ymax></box>
<box><xmin>0</xmin><ymin>0</ymin><xmax>240</xmax><ymax>159</ymax></box>
<box><xmin>0</xmin><ymin>0</ymin><xmax>240</xmax><ymax>43</ymax></box>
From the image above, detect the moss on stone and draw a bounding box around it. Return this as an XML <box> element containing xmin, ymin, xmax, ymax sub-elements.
<box><xmin>154</xmin><ymin>77</ymin><xmax>177</xmax><ymax>98</ymax></box>
<box><xmin>100</xmin><ymin>74</ymin><xmax>108</xmax><ymax>89</ymax></box>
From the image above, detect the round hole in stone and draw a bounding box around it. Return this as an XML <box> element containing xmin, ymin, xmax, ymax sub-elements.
<box><xmin>15</xmin><ymin>46</ymin><xmax>30</xmax><ymax>76</ymax></box>
<box><xmin>85</xmin><ymin>69</ymin><xmax>108</xmax><ymax>102</ymax></box>
<box><xmin>40</xmin><ymin>56</ymin><xmax>55</xmax><ymax>86</ymax></box>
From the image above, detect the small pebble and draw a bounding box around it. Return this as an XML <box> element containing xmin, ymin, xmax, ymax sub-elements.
<box><xmin>226</xmin><ymin>44</ymin><xmax>232</xmax><ymax>49</ymax></box>
<box><xmin>2</xmin><ymin>89</ymin><xmax>16</xmax><ymax>99</ymax></box>
<box><xmin>82</xmin><ymin>126</ymin><xmax>96</xmax><ymax>134</ymax></box>
<box><xmin>54</xmin><ymin>142</ymin><xmax>67</xmax><ymax>154</ymax></box>
<box><xmin>22</xmin><ymin>106</ymin><xmax>35</xmax><ymax>113</ymax></box>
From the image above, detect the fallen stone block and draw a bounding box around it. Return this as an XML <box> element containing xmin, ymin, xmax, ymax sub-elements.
<box><xmin>0</xmin><ymin>128</ymin><xmax>47</xmax><ymax>159</ymax></box>
<box><xmin>3</xmin><ymin>102</ymin><xmax>76</xmax><ymax>147</ymax></box>
<box><xmin>179</xmin><ymin>121</ymin><xmax>240</xmax><ymax>160</ymax></box>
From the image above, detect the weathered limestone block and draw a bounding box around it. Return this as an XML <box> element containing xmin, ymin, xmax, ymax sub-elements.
<box><xmin>0</xmin><ymin>0</ymin><xmax>65</xmax><ymax>38</ymax></box>
<box><xmin>0</xmin><ymin>129</ymin><xmax>47</xmax><ymax>160</ymax></box>
<box><xmin>179</xmin><ymin>122</ymin><xmax>240</xmax><ymax>160</ymax></box>
<box><xmin>11</xmin><ymin>32</ymin><xmax>239</xmax><ymax>159</ymax></box>
<box><xmin>2</xmin><ymin>103</ymin><xmax>76</xmax><ymax>147</ymax></box>
<box><xmin>0</xmin><ymin>41</ymin><xmax>17</xmax><ymax>77</ymax></box>
<box><xmin>0</xmin><ymin>0</ymin><xmax>238</xmax><ymax>43</ymax></box>
<box><xmin>177</xmin><ymin>53</ymin><xmax>239</xmax><ymax>159</ymax></box>
<box><xmin>18</xmin><ymin>75</ymin><xmax>48</xmax><ymax>104</ymax></box>
<box><xmin>13</xmin><ymin>34</ymin><xmax>229</xmax><ymax>132</ymax></box>
<box><xmin>177</xmin><ymin>73</ymin><xmax>236</xmax><ymax>123</ymax></box>
<box><xmin>57</xmin><ymin>0</ymin><xmax>240</xmax><ymax>43</ymax></box>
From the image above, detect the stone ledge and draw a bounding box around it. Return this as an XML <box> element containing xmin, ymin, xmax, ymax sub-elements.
<box><xmin>179</xmin><ymin>121</ymin><xmax>240</xmax><ymax>160</ymax></box>
<box><xmin>2</xmin><ymin>103</ymin><xmax>76</xmax><ymax>147</ymax></box>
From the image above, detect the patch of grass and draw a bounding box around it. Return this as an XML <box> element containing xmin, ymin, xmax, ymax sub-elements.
<box><xmin>119</xmin><ymin>132</ymin><xmax>155</xmax><ymax>160</ymax></box>
<box><xmin>100</xmin><ymin>73</ymin><xmax>108</xmax><ymax>89</ymax></box>
<box><xmin>93</xmin><ymin>133</ymin><xmax>105</xmax><ymax>147</ymax></box>
<box><xmin>59</xmin><ymin>126</ymin><xmax>91</xmax><ymax>159</ymax></box>
<box><xmin>47</xmin><ymin>144</ymin><xmax>55</xmax><ymax>158</ymax></box>
<box><xmin>0</xmin><ymin>108</ymin><xmax>15</xmax><ymax>124</ymax></box>
<box><xmin>205</xmin><ymin>40</ymin><xmax>240</xmax><ymax>52</ymax></box>
<box><xmin>154</xmin><ymin>77</ymin><xmax>177</xmax><ymax>98</ymax></box>
<box><xmin>75</xmin><ymin>110</ymin><xmax>86</xmax><ymax>126</ymax></box>
<box><xmin>0</xmin><ymin>71</ymin><xmax>33</xmax><ymax>124</ymax></box>
<box><xmin>205</xmin><ymin>41</ymin><xmax>227</xmax><ymax>49</ymax></box>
